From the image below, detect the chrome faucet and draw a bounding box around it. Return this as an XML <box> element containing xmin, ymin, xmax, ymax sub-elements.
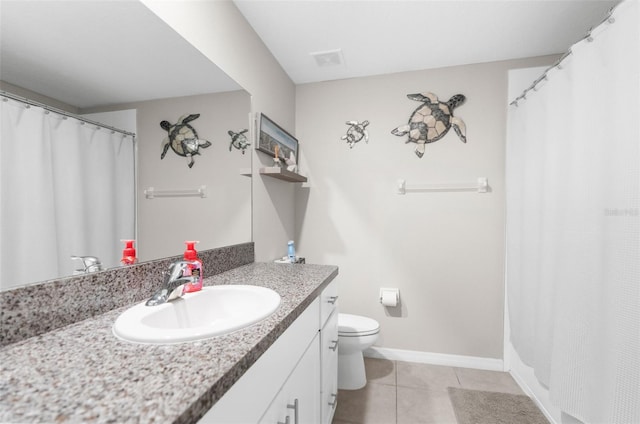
<box><xmin>146</xmin><ymin>260</ymin><xmax>197</xmax><ymax>306</ymax></box>
<box><xmin>71</xmin><ymin>255</ymin><xmax>103</xmax><ymax>274</ymax></box>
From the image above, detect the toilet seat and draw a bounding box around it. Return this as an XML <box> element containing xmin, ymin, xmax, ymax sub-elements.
<box><xmin>338</xmin><ymin>313</ymin><xmax>380</xmax><ymax>337</ymax></box>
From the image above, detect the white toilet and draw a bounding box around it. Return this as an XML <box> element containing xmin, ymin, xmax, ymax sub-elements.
<box><xmin>337</xmin><ymin>313</ymin><xmax>380</xmax><ymax>390</ymax></box>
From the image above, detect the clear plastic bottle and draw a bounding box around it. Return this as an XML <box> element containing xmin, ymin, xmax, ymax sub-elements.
<box><xmin>287</xmin><ymin>240</ymin><xmax>296</xmax><ymax>263</ymax></box>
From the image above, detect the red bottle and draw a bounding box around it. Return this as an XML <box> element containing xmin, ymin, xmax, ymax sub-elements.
<box><xmin>182</xmin><ymin>241</ymin><xmax>203</xmax><ymax>293</ymax></box>
<box><xmin>120</xmin><ymin>240</ymin><xmax>138</xmax><ymax>265</ymax></box>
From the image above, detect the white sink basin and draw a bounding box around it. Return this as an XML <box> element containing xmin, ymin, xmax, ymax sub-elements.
<box><xmin>113</xmin><ymin>285</ymin><xmax>281</xmax><ymax>344</ymax></box>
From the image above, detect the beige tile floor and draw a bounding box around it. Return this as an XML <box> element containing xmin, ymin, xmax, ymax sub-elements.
<box><xmin>332</xmin><ymin>357</ymin><xmax>525</xmax><ymax>424</ymax></box>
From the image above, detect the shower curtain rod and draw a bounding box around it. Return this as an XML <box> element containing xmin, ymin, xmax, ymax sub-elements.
<box><xmin>509</xmin><ymin>3</ymin><xmax>620</xmax><ymax>107</ymax></box>
<box><xmin>0</xmin><ymin>90</ymin><xmax>136</xmax><ymax>137</ymax></box>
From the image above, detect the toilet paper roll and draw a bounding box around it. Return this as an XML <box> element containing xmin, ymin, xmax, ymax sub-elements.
<box><xmin>381</xmin><ymin>290</ymin><xmax>398</xmax><ymax>307</ymax></box>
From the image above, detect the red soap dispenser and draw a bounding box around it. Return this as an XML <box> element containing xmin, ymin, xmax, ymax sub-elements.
<box><xmin>183</xmin><ymin>241</ymin><xmax>203</xmax><ymax>293</ymax></box>
<box><xmin>120</xmin><ymin>240</ymin><xmax>138</xmax><ymax>265</ymax></box>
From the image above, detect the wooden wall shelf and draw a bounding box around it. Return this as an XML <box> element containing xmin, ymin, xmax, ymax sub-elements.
<box><xmin>259</xmin><ymin>167</ymin><xmax>308</xmax><ymax>183</ymax></box>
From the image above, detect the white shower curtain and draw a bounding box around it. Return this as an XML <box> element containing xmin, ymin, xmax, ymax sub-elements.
<box><xmin>1</xmin><ymin>98</ymin><xmax>135</xmax><ymax>288</ymax></box>
<box><xmin>506</xmin><ymin>1</ymin><xmax>639</xmax><ymax>423</ymax></box>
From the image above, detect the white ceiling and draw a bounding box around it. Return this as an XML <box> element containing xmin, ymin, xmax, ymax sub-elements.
<box><xmin>233</xmin><ymin>0</ymin><xmax>620</xmax><ymax>84</ymax></box>
<box><xmin>0</xmin><ymin>1</ymin><xmax>620</xmax><ymax>109</ymax></box>
<box><xmin>0</xmin><ymin>1</ymin><xmax>241</xmax><ymax>109</ymax></box>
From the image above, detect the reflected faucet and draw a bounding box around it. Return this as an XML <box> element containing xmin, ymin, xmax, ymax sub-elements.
<box><xmin>146</xmin><ymin>260</ymin><xmax>198</xmax><ymax>306</ymax></box>
<box><xmin>71</xmin><ymin>255</ymin><xmax>103</xmax><ymax>274</ymax></box>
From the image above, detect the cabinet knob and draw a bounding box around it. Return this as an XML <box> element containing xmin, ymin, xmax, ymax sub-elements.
<box><xmin>328</xmin><ymin>393</ymin><xmax>338</xmax><ymax>408</ymax></box>
<box><xmin>329</xmin><ymin>340</ymin><xmax>339</xmax><ymax>351</ymax></box>
<box><xmin>327</xmin><ymin>296</ymin><xmax>339</xmax><ymax>305</ymax></box>
<box><xmin>287</xmin><ymin>399</ymin><xmax>299</xmax><ymax>424</ymax></box>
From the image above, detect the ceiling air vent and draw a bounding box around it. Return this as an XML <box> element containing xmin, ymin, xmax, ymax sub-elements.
<box><xmin>310</xmin><ymin>49</ymin><xmax>344</xmax><ymax>67</ymax></box>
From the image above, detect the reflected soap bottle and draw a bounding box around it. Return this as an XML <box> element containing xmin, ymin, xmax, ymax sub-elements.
<box><xmin>120</xmin><ymin>240</ymin><xmax>138</xmax><ymax>266</ymax></box>
<box><xmin>183</xmin><ymin>241</ymin><xmax>203</xmax><ymax>293</ymax></box>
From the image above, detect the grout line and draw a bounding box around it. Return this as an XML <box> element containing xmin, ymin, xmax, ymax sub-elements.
<box><xmin>394</xmin><ymin>359</ymin><xmax>398</xmax><ymax>386</ymax></box>
<box><xmin>454</xmin><ymin>367</ymin><xmax>462</xmax><ymax>386</ymax></box>
<box><xmin>394</xmin><ymin>360</ymin><xmax>398</xmax><ymax>424</ymax></box>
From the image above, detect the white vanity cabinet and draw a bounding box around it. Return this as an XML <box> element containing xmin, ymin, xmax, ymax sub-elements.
<box><xmin>199</xmin><ymin>278</ymin><xmax>340</xmax><ymax>424</ymax></box>
<box><xmin>319</xmin><ymin>279</ymin><xmax>339</xmax><ymax>424</ymax></box>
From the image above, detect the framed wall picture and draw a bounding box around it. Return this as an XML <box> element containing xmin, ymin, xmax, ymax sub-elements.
<box><xmin>257</xmin><ymin>113</ymin><xmax>298</xmax><ymax>162</ymax></box>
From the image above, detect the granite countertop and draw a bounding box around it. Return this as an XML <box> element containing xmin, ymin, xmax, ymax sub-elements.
<box><xmin>0</xmin><ymin>262</ymin><xmax>338</xmax><ymax>424</ymax></box>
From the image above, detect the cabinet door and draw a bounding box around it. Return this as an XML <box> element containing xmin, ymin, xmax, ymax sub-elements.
<box><xmin>258</xmin><ymin>386</ymin><xmax>290</xmax><ymax>424</ymax></box>
<box><xmin>320</xmin><ymin>279</ymin><xmax>339</xmax><ymax>327</ymax></box>
<box><xmin>259</xmin><ymin>333</ymin><xmax>320</xmax><ymax>424</ymax></box>
<box><xmin>200</xmin><ymin>299</ymin><xmax>320</xmax><ymax>424</ymax></box>
<box><xmin>320</xmin><ymin>310</ymin><xmax>339</xmax><ymax>424</ymax></box>
<box><xmin>284</xmin><ymin>333</ymin><xmax>320</xmax><ymax>424</ymax></box>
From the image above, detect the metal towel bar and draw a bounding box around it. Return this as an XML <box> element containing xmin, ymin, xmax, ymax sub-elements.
<box><xmin>397</xmin><ymin>178</ymin><xmax>488</xmax><ymax>194</ymax></box>
<box><xmin>144</xmin><ymin>185</ymin><xmax>207</xmax><ymax>199</ymax></box>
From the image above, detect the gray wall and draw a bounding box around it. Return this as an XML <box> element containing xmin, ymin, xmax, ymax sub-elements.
<box><xmin>295</xmin><ymin>56</ymin><xmax>557</xmax><ymax>359</ymax></box>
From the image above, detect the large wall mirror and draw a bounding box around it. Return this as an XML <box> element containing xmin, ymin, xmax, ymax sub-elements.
<box><xmin>0</xmin><ymin>1</ymin><xmax>252</xmax><ymax>290</ymax></box>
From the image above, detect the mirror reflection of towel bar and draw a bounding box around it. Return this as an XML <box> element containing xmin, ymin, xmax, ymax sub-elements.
<box><xmin>144</xmin><ymin>185</ymin><xmax>207</xmax><ymax>199</ymax></box>
<box><xmin>397</xmin><ymin>178</ymin><xmax>488</xmax><ymax>194</ymax></box>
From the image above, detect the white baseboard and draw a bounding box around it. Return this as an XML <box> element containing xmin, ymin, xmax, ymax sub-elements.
<box><xmin>364</xmin><ymin>346</ymin><xmax>504</xmax><ymax>371</ymax></box>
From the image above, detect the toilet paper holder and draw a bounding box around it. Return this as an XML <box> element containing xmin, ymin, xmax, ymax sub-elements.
<box><xmin>379</xmin><ymin>288</ymin><xmax>400</xmax><ymax>307</ymax></box>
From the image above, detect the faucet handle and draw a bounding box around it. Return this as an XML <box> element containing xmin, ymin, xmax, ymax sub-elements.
<box><xmin>71</xmin><ymin>255</ymin><xmax>103</xmax><ymax>273</ymax></box>
<box><xmin>146</xmin><ymin>275</ymin><xmax>197</xmax><ymax>306</ymax></box>
<box><xmin>163</xmin><ymin>260</ymin><xmax>197</xmax><ymax>284</ymax></box>
<box><xmin>146</xmin><ymin>260</ymin><xmax>199</xmax><ymax>307</ymax></box>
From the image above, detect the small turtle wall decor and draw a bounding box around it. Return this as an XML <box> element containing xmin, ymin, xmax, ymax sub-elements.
<box><xmin>391</xmin><ymin>92</ymin><xmax>466</xmax><ymax>158</ymax></box>
<box><xmin>228</xmin><ymin>129</ymin><xmax>250</xmax><ymax>154</ymax></box>
<box><xmin>160</xmin><ymin>114</ymin><xmax>212</xmax><ymax>168</ymax></box>
<box><xmin>341</xmin><ymin>120</ymin><xmax>370</xmax><ymax>149</ymax></box>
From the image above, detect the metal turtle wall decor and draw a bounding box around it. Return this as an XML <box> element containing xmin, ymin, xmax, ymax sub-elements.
<box><xmin>228</xmin><ymin>129</ymin><xmax>250</xmax><ymax>154</ymax></box>
<box><xmin>160</xmin><ymin>114</ymin><xmax>212</xmax><ymax>168</ymax></box>
<box><xmin>391</xmin><ymin>92</ymin><xmax>466</xmax><ymax>158</ymax></box>
<box><xmin>341</xmin><ymin>120</ymin><xmax>370</xmax><ymax>149</ymax></box>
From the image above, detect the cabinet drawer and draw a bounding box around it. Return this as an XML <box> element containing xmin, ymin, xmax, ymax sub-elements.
<box><xmin>320</xmin><ymin>279</ymin><xmax>339</xmax><ymax>327</ymax></box>
<box><xmin>321</xmin><ymin>357</ymin><xmax>338</xmax><ymax>424</ymax></box>
<box><xmin>321</xmin><ymin>310</ymin><xmax>339</xmax><ymax>363</ymax></box>
<box><xmin>320</xmin><ymin>310</ymin><xmax>339</xmax><ymax>424</ymax></box>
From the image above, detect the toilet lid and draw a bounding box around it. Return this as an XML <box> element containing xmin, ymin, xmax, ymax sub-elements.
<box><xmin>338</xmin><ymin>313</ymin><xmax>380</xmax><ymax>336</ymax></box>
